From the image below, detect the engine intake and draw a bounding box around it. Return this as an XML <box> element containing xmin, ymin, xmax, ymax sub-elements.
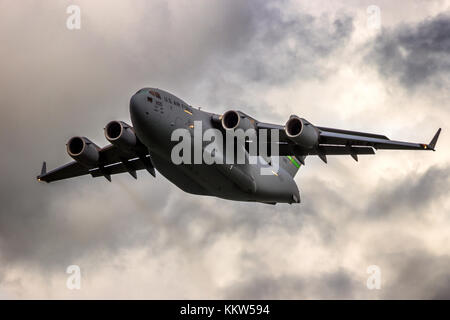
<box><xmin>221</xmin><ymin>110</ymin><xmax>240</xmax><ymax>130</ymax></box>
<box><xmin>67</xmin><ymin>136</ymin><xmax>100</xmax><ymax>167</ymax></box>
<box><xmin>285</xmin><ymin>116</ymin><xmax>319</xmax><ymax>148</ymax></box>
<box><xmin>104</xmin><ymin>120</ymin><xmax>139</xmax><ymax>152</ymax></box>
<box><xmin>221</xmin><ymin>110</ymin><xmax>256</xmax><ymax>132</ymax></box>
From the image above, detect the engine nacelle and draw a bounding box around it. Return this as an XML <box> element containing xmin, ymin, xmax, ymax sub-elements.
<box><xmin>67</xmin><ymin>136</ymin><xmax>100</xmax><ymax>167</ymax></box>
<box><xmin>284</xmin><ymin>116</ymin><xmax>319</xmax><ymax>148</ymax></box>
<box><xmin>104</xmin><ymin>121</ymin><xmax>138</xmax><ymax>152</ymax></box>
<box><xmin>221</xmin><ymin>110</ymin><xmax>254</xmax><ymax>131</ymax></box>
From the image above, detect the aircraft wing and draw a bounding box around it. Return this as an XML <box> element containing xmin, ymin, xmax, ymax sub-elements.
<box><xmin>37</xmin><ymin>144</ymin><xmax>156</xmax><ymax>183</ymax></box>
<box><xmin>256</xmin><ymin>120</ymin><xmax>441</xmax><ymax>163</ymax></box>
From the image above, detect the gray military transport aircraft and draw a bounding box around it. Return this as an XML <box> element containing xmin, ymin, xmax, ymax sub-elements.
<box><xmin>37</xmin><ymin>88</ymin><xmax>441</xmax><ymax>204</ymax></box>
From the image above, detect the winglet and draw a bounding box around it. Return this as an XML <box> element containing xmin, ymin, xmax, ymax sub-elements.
<box><xmin>37</xmin><ymin>162</ymin><xmax>47</xmax><ymax>182</ymax></box>
<box><xmin>427</xmin><ymin>128</ymin><xmax>441</xmax><ymax>151</ymax></box>
<box><xmin>41</xmin><ymin>161</ymin><xmax>47</xmax><ymax>175</ymax></box>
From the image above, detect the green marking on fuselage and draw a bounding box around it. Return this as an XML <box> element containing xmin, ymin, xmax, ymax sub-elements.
<box><xmin>287</xmin><ymin>155</ymin><xmax>300</xmax><ymax>169</ymax></box>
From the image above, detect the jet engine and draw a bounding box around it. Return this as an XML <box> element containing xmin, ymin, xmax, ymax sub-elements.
<box><xmin>67</xmin><ymin>136</ymin><xmax>100</xmax><ymax>167</ymax></box>
<box><xmin>221</xmin><ymin>110</ymin><xmax>254</xmax><ymax>131</ymax></box>
<box><xmin>104</xmin><ymin>120</ymin><xmax>139</xmax><ymax>152</ymax></box>
<box><xmin>284</xmin><ymin>116</ymin><xmax>319</xmax><ymax>148</ymax></box>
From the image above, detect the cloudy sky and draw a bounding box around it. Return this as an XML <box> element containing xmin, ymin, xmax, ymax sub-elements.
<box><xmin>0</xmin><ymin>0</ymin><xmax>449</xmax><ymax>299</ymax></box>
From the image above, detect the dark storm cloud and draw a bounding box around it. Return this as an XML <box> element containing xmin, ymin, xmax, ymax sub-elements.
<box><xmin>223</xmin><ymin>270</ymin><xmax>357</xmax><ymax>299</ymax></box>
<box><xmin>365</xmin><ymin>165</ymin><xmax>450</xmax><ymax>218</ymax></box>
<box><xmin>381</xmin><ymin>250</ymin><xmax>450</xmax><ymax>299</ymax></box>
<box><xmin>189</xmin><ymin>2</ymin><xmax>354</xmax><ymax>110</ymax></box>
<box><xmin>198</xmin><ymin>7</ymin><xmax>354</xmax><ymax>109</ymax></box>
<box><xmin>154</xmin><ymin>173</ymin><xmax>360</xmax><ymax>253</ymax></box>
<box><xmin>0</xmin><ymin>1</ymin><xmax>448</xmax><ymax>299</ymax></box>
<box><xmin>227</xmin><ymin>10</ymin><xmax>354</xmax><ymax>84</ymax></box>
<box><xmin>367</xmin><ymin>12</ymin><xmax>450</xmax><ymax>88</ymax></box>
<box><xmin>0</xmin><ymin>1</ymin><xmax>355</xmax><ymax>271</ymax></box>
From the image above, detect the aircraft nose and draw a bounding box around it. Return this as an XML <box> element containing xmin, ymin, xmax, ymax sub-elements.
<box><xmin>129</xmin><ymin>89</ymin><xmax>149</xmax><ymax>135</ymax></box>
<box><xmin>130</xmin><ymin>91</ymin><xmax>143</xmax><ymax>120</ymax></box>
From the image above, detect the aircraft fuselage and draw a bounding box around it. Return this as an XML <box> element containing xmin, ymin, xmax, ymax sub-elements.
<box><xmin>129</xmin><ymin>88</ymin><xmax>300</xmax><ymax>204</ymax></box>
